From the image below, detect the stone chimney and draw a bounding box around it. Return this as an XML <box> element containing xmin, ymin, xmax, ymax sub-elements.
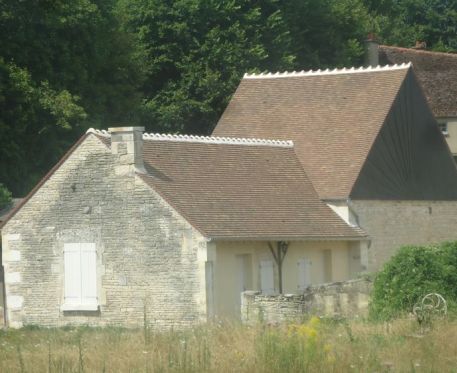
<box><xmin>364</xmin><ymin>33</ymin><xmax>379</xmax><ymax>67</ymax></box>
<box><xmin>108</xmin><ymin>127</ymin><xmax>145</xmax><ymax>175</ymax></box>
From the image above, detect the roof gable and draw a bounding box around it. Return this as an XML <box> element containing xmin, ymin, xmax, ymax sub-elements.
<box><xmin>213</xmin><ymin>65</ymin><xmax>409</xmax><ymax>199</ymax></box>
<box><xmin>351</xmin><ymin>69</ymin><xmax>457</xmax><ymax>199</ymax></box>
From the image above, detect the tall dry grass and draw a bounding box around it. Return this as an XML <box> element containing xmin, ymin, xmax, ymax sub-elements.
<box><xmin>0</xmin><ymin>317</ymin><xmax>456</xmax><ymax>372</ymax></box>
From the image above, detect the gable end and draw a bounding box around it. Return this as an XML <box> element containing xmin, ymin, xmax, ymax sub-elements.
<box><xmin>350</xmin><ymin>69</ymin><xmax>457</xmax><ymax>200</ymax></box>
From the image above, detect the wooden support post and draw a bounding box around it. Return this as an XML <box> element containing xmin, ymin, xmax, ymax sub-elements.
<box><xmin>268</xmin><ymin>241</ymin><xmax>289</xmax><ymax>294</ymax></box>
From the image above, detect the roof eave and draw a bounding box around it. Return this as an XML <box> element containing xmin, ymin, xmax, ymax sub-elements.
<box><xmin>208</xmin><ymin>234</ymin><xmax>369</xmax><ymax>242</ymax></box>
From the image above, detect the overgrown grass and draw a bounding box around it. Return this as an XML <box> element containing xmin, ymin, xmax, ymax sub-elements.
<box><xmin>1</xmin><ymin>317</ymin><xmax>457</xmax><ymax>372</ymax></box>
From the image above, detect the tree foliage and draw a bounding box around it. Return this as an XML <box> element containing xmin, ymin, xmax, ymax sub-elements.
<box><xmin>0</xmin><ymin>0</ymin><xmax>144</xmax><ymax>195</ymax></box>
<box><xmin>367</xmin><ymin>0</ymin><xmax>457</xmax><ymax>51</ymax></box>
<box><xmin>0</xmin><ymin>183</ymin><xmax>12</xmax><ymax>210</ymax></box>
<box><xmin>370</xmin><ymin>242</ymin><xmax>457</xmax><ymax>320</ymax></box>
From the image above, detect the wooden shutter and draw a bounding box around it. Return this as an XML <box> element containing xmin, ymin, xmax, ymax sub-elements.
<box><xmin>298</xmin><ymin>258</ymin><xmax>312</xmax><ymax>291</ymax></box>
<box><xmin>260</xmin><ymin>260</ymin><xmax>274</xmax><ymax>295</ymax></box>
<box><xmin>63</xmin><ymin>243</ymin><xmax>98</xmax><ymax>310</ymax></box>
<box><xmin>64</xmin><ymin>243</ymin><xmax>82</xmax><ymax>306</ymax></box>
<box><xmin>81</xmin><ymin>243</ymin><xmax>97</xmax><ymax>306</ymax></box>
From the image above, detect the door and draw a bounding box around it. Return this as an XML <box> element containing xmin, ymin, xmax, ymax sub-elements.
<box><xmin>260</xmin><ymin>260</ymin><xmax>275</xmax><ymax>295</ymax></box>
<box><xmin>298</xmin><ymin>258</ymin><xmax>312</xmax><ymax>292</ymax></box>
<box><xmin>235</xmin><ymin>254</ymin><xmax>252</xmax><ymax>313</ymax></box>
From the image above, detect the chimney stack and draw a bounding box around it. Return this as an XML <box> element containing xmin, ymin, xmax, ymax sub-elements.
<box><xmin>109</xmin><ymin>127</ymin><xmax>145</xmax><ymax>175</ymax></box>
<box><xmin>364</xmin><ymin>33</ymin><xmax>379</xmax><ymax>67</ymax></box>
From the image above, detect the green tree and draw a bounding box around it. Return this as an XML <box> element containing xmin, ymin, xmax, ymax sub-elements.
<box><xmin>0</xmin><ymin>59</ymin><xmax>87</xmax><ymax>196</ymax></box>
<box><xmin>367</xmin><ymin>0</ymin><xmax>457</xmax><ymax>51</ymax></box>
<box><xmin>0</xmin><ymin>183</ymin><xmax>12</xmax><ymax>209</ymax></box>
<box><xmin>118</xmin><ymin>0</ymin><xmax>296</xmax><ymax>135</ymax></box>
<box><xmin>281</xmin><ymin>0</ymin><xmax>372</xmax><ymax>68</ymax></box>
<box><xmin>370</xmin><ymin>242</ymin><xmax>457</xmax><ymax>320</ymax></box>
<box><xmin>0</xmin><ymin>0</ymin><xmax>145</xmax><ymax>195</ymax></box>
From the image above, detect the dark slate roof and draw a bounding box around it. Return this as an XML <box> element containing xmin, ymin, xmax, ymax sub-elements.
<box><xmin>379</xmin><ymin>45</ymin><xmax>457</xmax><ymax>117</ymax></box>
<box><xmin>96</xmin><ymin>133</ymin><xmax>366</xmax><ymax>240</ymax></box>
<box><xmin>213</xmin><ymin>65</ymin><xmax>410</xmax><ymax>199</ymax></box>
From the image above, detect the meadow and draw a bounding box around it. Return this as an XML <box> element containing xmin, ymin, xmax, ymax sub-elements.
<box><xmin>0</xmin><ymin>316</ymin><xmax>456</xmax><ymax>373</ymax></box>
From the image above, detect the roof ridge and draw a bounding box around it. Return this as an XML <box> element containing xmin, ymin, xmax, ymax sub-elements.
<box><xmin>86</xmin><ymin>128</ymin><xmax>294</xmax><ymax>148</ymax></box>
<box><xmin>244</xmin><ymin>63</ymin><xmax>411</xmax><ymax>79</ymax></box>
<box><xmin>380</xmin><ymin>45</ymin><xmax>457</xmax><ymax>57</ymax></box>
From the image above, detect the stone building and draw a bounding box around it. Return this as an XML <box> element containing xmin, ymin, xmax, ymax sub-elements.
<box><xmin>2</xmin><ymin>63</ymin><xmax>457</xmax><ymax>328</ymax></box>
<box><xmin>213</xmin><ymin>63</ymin><xmax>457</xmax><ymax>271</ymax></box>
<box><xmin>0</xmin><ymin>127</ymin><xmax>366</xmax><ymax>327</ymax></box>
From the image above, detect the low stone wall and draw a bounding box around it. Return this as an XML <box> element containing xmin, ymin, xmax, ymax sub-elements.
<box><xmin>241</xmin><ymin>279</ymin><xmax>372</xmax><ymax>324</ymax></box>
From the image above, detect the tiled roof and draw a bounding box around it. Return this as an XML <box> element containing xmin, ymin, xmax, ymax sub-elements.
<box><xmin>95</xmin><ymin>132</ymin><xmax>366</xmax><ymax>240</ymax></box>
<box><xmin>379</xmin><ymin>46</ymin><xmax>457</xmax><ymax>117</ymax></box>
<box><xmin>213</xmin><ymin>65</ymin><xmax>410</xmax><ymax>199</ymax></box>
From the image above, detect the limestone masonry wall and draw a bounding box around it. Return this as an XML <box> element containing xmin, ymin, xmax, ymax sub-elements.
<box><xmin>1</xmin><ymin>134</ymin><xmax>208</xmax><ymax>328</ymax></box>
<box><xmin>351</xmin><ymin>200</ymin><xmax>457</xmax><ymax>271</ymax></box>
<box><xmin>241</xmin><ymin>279</ymin><xmax>372</xmax><ymax>324</ymax></box>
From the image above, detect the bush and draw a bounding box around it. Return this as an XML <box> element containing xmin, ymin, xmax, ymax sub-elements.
<box><xmin>0</xmin><ymin>183</ymin><xmax>12</xmax><ymax>209</ymax></box>
<box><xmin>370</xmin><ymin>242</ymin><xmax>457</xmax><ymax>320</ymax></box>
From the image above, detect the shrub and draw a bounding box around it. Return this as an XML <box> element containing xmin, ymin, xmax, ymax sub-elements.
<box><xmin>370</xmin><ymin>242</ymin><xmax>457</xmax><ymax>320</ymax></box>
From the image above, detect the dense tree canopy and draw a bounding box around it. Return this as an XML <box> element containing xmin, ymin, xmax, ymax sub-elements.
<box><xmin>368</xmin><ymin>0</ymin><xmax>457</xmax><ymax>52</ymax></box>
<box><xmin>0</xmin><ymin>0</ymin><xmax>455</xmax><ymax>196</ymax></box>
<box><xmin>0</xmin><ymin>0</ymin><xmax>143</xmax><ymax>195</ymax></box>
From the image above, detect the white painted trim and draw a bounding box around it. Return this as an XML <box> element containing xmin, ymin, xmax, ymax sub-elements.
<box><xmin>243</xmin><ymin>63</ymin><xmax>412</xmax><ymax>79</ymax></box>
<box><xmin>87</xmin><ymin>128</ymin><xmax>294</xmax><ymax>148</ymax></box>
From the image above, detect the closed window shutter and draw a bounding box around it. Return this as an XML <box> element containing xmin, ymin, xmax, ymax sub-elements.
<box><xmin>64</xmin><ymin>243</ymin><xmax>82</xmax><ymax>306</ymax></box>
<box><xmin>260</xmin><ymin>260</ymin><xmax>274</xmax><ymax>295</ymax></box>
<box><xmin>81</xmin><ymin>243</ymin><xmax>97</xmax><ymax>306</ymax></box>
<box><xmin>298</xmin><ymin>258</ymin><xmax>311</xmax><ymax>291</ymax></box>
<box><xmin>63</xmin><ymin>243</ymin><xmax>98</xmax><ymax>310</ymax></box>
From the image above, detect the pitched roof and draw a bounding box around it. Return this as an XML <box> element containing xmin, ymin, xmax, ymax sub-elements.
<box><xmin>213</xmin><ymin>64</ymin><xmax>411</xmax><ymax>199</ymax></box>
<box><xmin>95</xmin><ymin>132</ymin><xmax>365</xmax><ymax>240</ymax></box>
<box><xmin>213</xmin><ymin>64</ymin><xmax>457</xmax><ymax>200</ymax></box>
<box><xmin>379</xmin><ymin>45</ymin><xmax>457</xmax><ymax>117</ymax></box>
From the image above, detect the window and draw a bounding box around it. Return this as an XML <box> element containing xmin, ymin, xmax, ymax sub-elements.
<box><xmin>61</xmin><ymin>243</ymin><xmax>98</xmax><ymax>311</ymax></box>
<box><xmin>438</xmin><ymin>122</ymin><xmax>449</xmax><ymax>136</ymax></box>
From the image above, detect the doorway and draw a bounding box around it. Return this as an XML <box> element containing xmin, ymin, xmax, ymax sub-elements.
<box><xmin>235</xmin><ymin>254</ymin><xmax>252</xmax><ymax>312</ymax></box>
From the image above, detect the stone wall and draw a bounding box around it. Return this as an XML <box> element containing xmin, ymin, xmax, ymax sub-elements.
<box><xmin>0</xmin><ymin>267</ymin><xmax>4</xmax><ymax>327</ymax></box>
<box><xmin>241</xmin><ymin>279</ymin><xmax>372</xmax><ymax>324</ymax></box>
<box><xmin>351</xmin><ymin>200</ymin><xmax>457</xmax><ymax>271</ymax></box>
<box><xmin>1</xmin><ymin>134</ymin><xmax>209</xmax><ymax>328</ymax></box>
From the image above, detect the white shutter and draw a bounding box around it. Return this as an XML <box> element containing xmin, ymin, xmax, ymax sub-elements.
<box><xmin>81</xmin><ymin>243</ymin><xmax>98</xmax><ymax>306</ymax></box>
<box><xmin>62</xmin><ymin>243</ymin><xmax>98</xmax><ymax>311</ymax></box>
<box><xmin>298</xmin><ymin>258</ymin><xmax>312</xmax><ymax>291</ymax></box>
<box><xmin>260</xmin><ymin>260</ymin><xmax>274</xmax><ymax>295</ymax></box>
<box><xmin>64</xmin><ymin>243</ymin><xmax>82</xmax><ymax>306</ymax></box>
